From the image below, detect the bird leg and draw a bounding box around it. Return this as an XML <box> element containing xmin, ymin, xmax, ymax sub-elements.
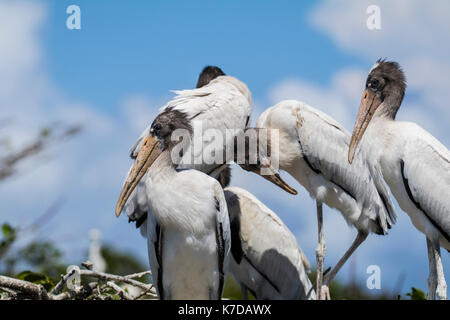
<box><xmin>315</xmin><ymin>201</ymin><xmax>327</xmax><ymax>300</ymax></box>
<box><xmin>320</xmin><ymin>285</ymin><xmax>331</xmax><ymax>300</ymax></box>
<box><xmin>435</xmin><ymin>251</ymin><xmax>447</xmax><ymax>300</ymax></box>
<box><xmin>427</xmin><ymin>238</ymin><xmax>437</xmax><ymax>300</ymax></box>
<box><xmin>323</xmin><ymin>231</ymin><xmax>368</xmax><ymax>289</ymax></box>
<box><xmin>426</xmin><ymin>237</ymin><xmax>447</xmax><ymax>300</ymax></box>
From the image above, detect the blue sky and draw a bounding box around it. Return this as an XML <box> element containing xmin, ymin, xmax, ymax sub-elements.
<box><xmin>44</xmin><ymin>1</ymin><xmax>358</xmax><ymax>108</ymax></box>
<box><xmin>1</xmin><ymin>0</ymin><xmax>449</xmax><ymax>297</ymax></box>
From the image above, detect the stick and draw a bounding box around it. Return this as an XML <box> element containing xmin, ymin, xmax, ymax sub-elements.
<box><xmin>106</xmin><ymin>281</ymin><xmax>134</xmax><ymax>300</ymax></box>
<box><xmin>0</xmin><ymin>275</ymin><xmax>49</xmax><ymax>300</ymax></box>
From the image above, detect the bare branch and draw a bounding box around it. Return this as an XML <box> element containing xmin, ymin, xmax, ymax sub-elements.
<box><xmin>50</xmin><ymin>268</ymin><xmax>77</xmax><ymax>295</ymax></box>
<box><xmin>106</xmin><ymin>281</ymin><xmax>133</xmax><ymax>300</ymax></box>
<box><xmin>125</xmin><ymin>270</ymin><xmax>152</xmax><ymax>279</ymax></box>
<box><xmin>0</xmin><ymin>275</ymin><xmax>49</xmax><ymax>300</ymax></box>
<box><xmin>132</xmin><ymin>286</ymin><xmax>156</xmax><ymax>300</ymax></box>
<box><xmin>0</xmin><ymin>124</ymin><xmax>82</xmax><ymax>182</ymax></box>
<box><xmin>79</xmin><ymin>269</ymin><xmax>154</xmax><ymax>292</ymax></box>
<box><xmin>0</xmin><ymin>265</ymin><xmax>157</xmax><ymax>300</ymax></box>
<box><xmin>81</xmin><ymin>261</ymin><xmax>93</xmax><ymax>270</ymax></box>
<box><xmin>0</xmin><ymin>140</ymin><xmax>43</xmax><ymax>180</ymax></box>
<box><xmin>0</xmin><ymin>286</ymin><xmax>18</xmax><ymax>299</ymax></box>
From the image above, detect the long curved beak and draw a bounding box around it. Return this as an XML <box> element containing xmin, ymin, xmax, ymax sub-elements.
<box><xmin>260</xmin><ymin>169</ymin><xmax>298</xmax><ymax>195</ymax></box>
<box><xmin>115</xmin><ymin>134</ymin><xmax>161</xmax><ymax>217</ymax></box>
<box><xmin>248</xmin><ymin>162</ymin><xmax>297</xmax><ymax>195</ymax></box>
<box><xmin>348</xmin><ymin>89</ymin><xmax>381</xmax><ymax>164</ymax></box>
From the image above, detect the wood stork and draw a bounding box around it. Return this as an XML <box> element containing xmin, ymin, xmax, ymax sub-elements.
<box><xmin>116</xmin><ymin>67</ymin><xmax>295</xmax><ymax>299</ymax></box>
<box><xmin>348</xmin><ymin>59</ymin><xmax>449</xmax><ymax>300</ymax></box>
<box><xmin>224</xmin><ymin>186</ymin><xmax>316</xmax><ymax>300</ymax></box>
<box><xmin>237</xmin><ymin>100</ymin><xmax>397</xmax><ymax>299</ymax></box>
<box><xmin>123</xmin><ymin>66</ymin><xmax>295</xmax><ymax>231</ymax></box>
<box><xmin>115</xmin><ymin>109</ymin><xmax>231</xmax><ymax>299</ymax></box>
<box><xmin>122</xmin><ymin>66</ymin><xmax>248</xmax><ymax>231</ymax></box>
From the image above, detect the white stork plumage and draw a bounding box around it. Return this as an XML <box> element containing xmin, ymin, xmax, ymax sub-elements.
<box><xmin>238</xmin><ymin>100</ymin><xmax>397</xmax><ymax>299</ymax></box>
<box><xmin>122</xmin><ymin>67</ymin><xmax>295</xmax><ymax>232</ymax></box>
<box><xmin>224</xmin><ymin>186</ymin><xmax>315</xmax><ymax>300</ymax></box>
<box><xmin>115</xmin><ymin>67</ymin><xmax>295</xmax><ymax>299</ymax></box>
<box><xmin>348</xmin><ymin>60</ymin><xmax>449</xmax><ymax>300</ymax></box>
<box><xmin>115</xmin><ymin>108</ymin><xmax>231</xmax><ymax>299</ymax></box>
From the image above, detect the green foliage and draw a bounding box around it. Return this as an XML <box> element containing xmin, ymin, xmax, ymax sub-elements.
<box><xmin>222</xmin><ymin>275</ymin><xmax>255</xmax><ymax>300</ymax></box>
<box><xmin>0</xmin><ymin>223</ymin><xmax>66</xmax><ymax>281</ymax></box>
<box><xmin>1</xmin><ymin>223</ymin><xmax>425</xmax><ymax>301</ymax></box>
<box><xmin>223</xmin><ymin>275</ymin><xmax>242</xmax><ymax>299</ymax></box>
<box><xmin>406</xmin><ymin>287</ymin><xmax>426</xmax><ymax>300</ymax></box>
<box><xmin>0</xmin><ymin>223</ymin><xmax>17</xmax><ymax>259</ymax></box>
<box><xmin>223</xmin><ymin>268</ymin><xmax>400</xmax><ymax>300</ymax></box>
<box><xmin>16</xmin><ymin>270</ymin><xmax>55</xmax><ymax>291</ymax></box>
<box><xmin>17</xmin><ymin>241</ymin><xmax>66</xmax><ymax>279</ymax></box>
<box><xmin>101</xmin><ymin>245</ymin><xmax>147</xmax><ymax>277</ymax></box>
<box><xmin>1</xmin><ymin>224</ymin><xmax>16</xmax><ymax>241</ymax></box>
<box><xmin>39</xmin><ymin>127</ymin><xmax>51</xmax><ymax>138</ymax></box>
<box><xmin>20</xmin><ymin>242</ymin><xmax>61</xmax><ymax>266</ymax></box>
<box><xmin>307</xmin><ymin>268</ymin><xmax>392</xmax><ymax>300</ymax></box>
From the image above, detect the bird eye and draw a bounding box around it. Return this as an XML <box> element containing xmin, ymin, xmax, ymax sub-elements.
<box><xmin>152</xmin><ymin>123</ymin><xmax>162</xmax><ymax>136</ymax></box>
<box><xmin>368</xmin><ymin>79</ymin><xmax>380</xmax><ymax>91</ymax></box>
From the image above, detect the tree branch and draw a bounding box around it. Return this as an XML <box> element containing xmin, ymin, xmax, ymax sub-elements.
<box><xmin>0</xmin><ymin>275</ymin><xmax>49</xmax><ymax>300</ymax></box>
<box><xmin>0</xmin><ymin>266</ymin><xmax>157</xmax><ymax>300</ymax></box>
<box><xmin>106</xmin><ymin>281</ymin><xmax>133</xmax><ymax>300</ymax></box>
<box><xmin>0</xmin><ymin>124</ymin><xmax>82</xmax><ymax>182</ymax></box>
<box><xmin>79</xmin><ymin>269</ymin><xmax>155</xmax><ymax>292</ymax></box>
<box><xmin>50</xmin><ymin>268</ymin><xmax>77</xmax><ymax>295</ymax></box>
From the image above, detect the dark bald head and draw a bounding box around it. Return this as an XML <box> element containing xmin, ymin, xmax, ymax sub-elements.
<box><xmin>368</xmin><ymin>60</ymin><xmax>406</xmax><ymax>94</ymax></box>
<box><xmin>150</xmin><ymin>107</ymin><xmax>192</xmax><ymax>151</ymax></box>
<box><xmin>347</xmin><ymin>60</ymin><xmax>407</xmax><ymax>163</ymax></box>
<box><xmin>366</xmin><ymin>59</ymin><xmax>407</xmax><ymax>118</ymax></box>
<box><xmin>196</xmin><ymin>66</ymin><xmax>225</xmax><ymax>88</ymax></box>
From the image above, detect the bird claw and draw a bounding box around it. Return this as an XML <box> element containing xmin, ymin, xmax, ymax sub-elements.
<box><xmin>320</xmin><ymin>285</ymin><xmax>331</xmax><ymax>300</ymax></box>
<box><xmin>436</xmin><ymin>283</ymin><xmax>447</xmax><ymax>300</ymax></box>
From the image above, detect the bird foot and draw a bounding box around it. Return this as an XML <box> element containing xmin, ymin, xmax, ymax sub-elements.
<box><xmin>320</xmin><ymin>285</ymin><xmax>331</xmax><ymax>300</ymax></box>
<box><xmin>436</xmin><ymin>283</ymin><xmax>447</xmax><ymax>300</ymax></box>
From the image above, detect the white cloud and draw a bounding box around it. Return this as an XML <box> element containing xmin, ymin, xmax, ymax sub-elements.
<box><xmin>120</xmin><ymin>95</ymin><xmax>157</xmax><ymax>136</ymax></box>
<box><xmin>1</xmin><ymin>0</ymin><xmax>448</xmax><ymax>292</ymax></box>
<box><xmin>267</xmin><ymin>68</ymin><xmax>366</xmax><ymax>130</ymax></box>
<box><xmin>262</xmin><ymin>0</ymin><xmax>450</xmax><ymax>288</ymax></box>
<box><xmin>310</xmin><ymin>0</ymin><xmax>450</xmax><ymax>60</ymax></box>
<box><xmin>308</xmin><ymin>0</ymin><xmax>450</xmax><ymax>144</ymax></box>
<box><xmin>0</xmin><ymin>1</ymin><xmax>161</xmax><ymax>261</ymax></box>
<box><xmin>0</xmin><ymin>1</ymin><xmax>45</xmax><ymax>96</ymax></box>
<box><xmin>266</xmin><ymin>69</ymin><xmax>446</xmax><ymax>145</ymax></box>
